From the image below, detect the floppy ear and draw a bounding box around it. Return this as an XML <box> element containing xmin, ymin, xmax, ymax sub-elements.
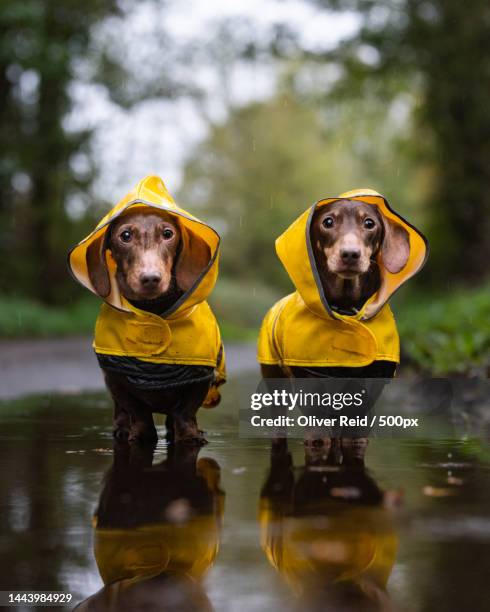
<box><xmin>86</xmin><ymin>234</ymin><xmax>111</xmax><ymax>297</ymax></box>
<box><xmin>380</xmin><ymin>217</ymin><xmax>410</xmax><ymax>274</ymax></box>
<box><xmin>175</xmin><ymin>225</ymin><xmax>211</xmax><ymax>293</ymax></box>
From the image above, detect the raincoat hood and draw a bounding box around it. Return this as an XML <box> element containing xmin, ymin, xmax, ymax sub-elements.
<box><xmin>94</xmin><ymin>513</ymin><xmax>222</xmax><ymax>586</ymax></box>
<box><xmin>258</xmin><ymin>189</ymin><xmax>428</xmax><ymax>368</ymax></box>
<box><xmin>276</xmin><ymin>188</ymin><xmax>428</xmax><ymax>321</ymax></box>
<box><xmin>69</xmin><ymin>175</ymin><xmax>220</xmax><ymax>317</ymax></box>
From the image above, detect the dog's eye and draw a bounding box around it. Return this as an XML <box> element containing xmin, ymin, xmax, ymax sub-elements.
<box><xmin>120</xmin><ymin>230</ymin><xmax>132</xmax><ymax>243</ymax></box>
<box><xmin>162</xmin><ymin>228</ymin><xmax>174</xmax><ymax>240</ymax></box>
<box><xmin>322</xmin><ymin>216</ymin><xmax>334</xmax><ymax>229</ymax></box>
<box><xmin>364</xmin><ymin>218</ymin><xmax>376</xmax><ymax>229</ymax></box>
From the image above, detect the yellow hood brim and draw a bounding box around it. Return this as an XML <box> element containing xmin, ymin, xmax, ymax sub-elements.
<box><xmin>68</xmin><ymin>175</ymin><xmax>220</xmax><ymax>318</ymax></box>
<box><xmin>275</xmin><ymin>189</ymin><xmax>428</xmax><ymax>321</ymax></box>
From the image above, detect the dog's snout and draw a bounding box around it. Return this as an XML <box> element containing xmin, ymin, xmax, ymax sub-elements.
<box><xmin>140</xmin><ymin>272</ymin><xmax>162</xmax><ymax>287</ymax></box>
<box><xmin>340</xmin><ymin>249</ymin><xmax>361</xmax><ymax>263</ymax></box>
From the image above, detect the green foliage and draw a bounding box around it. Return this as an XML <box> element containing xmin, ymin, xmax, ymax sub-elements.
<box><xmin>397</xmin><ymin>284</ymin><xmax>490</xmax><ymax>376</ymax></box>
<box><xmin>209</xmin><ymin>277</ymin><xmax>281</xmax><ymax>339</ymax></box>
<box><xmin>180</xmin><ymin>96</ymin><xmax>328</xmax><ymax>290</ymax></box>
<box><xmin>0</xmin><ymin>296</ymin><xmax>99</xmax><ymax>337</ymax></box>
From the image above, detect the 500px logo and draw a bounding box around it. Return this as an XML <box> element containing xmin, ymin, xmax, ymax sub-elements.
<box><xmin>250</xmin><ymin>389</ymin><xmax>366</xmax><ymax>412</ymax></box>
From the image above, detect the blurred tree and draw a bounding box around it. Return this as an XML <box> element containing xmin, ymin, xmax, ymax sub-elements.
<box><xmin>0</xmin><ymin>0</ymin><xmax>121</xmax><ymax>301</ymax></box>
<box><xmin>307</xmin><ymin>0</ymin><xmax>490</xmax><ymax>283</ymax></box>
<box><xmin>179</xmin><ymin>85</ymin><xmax>430</xmax><ymax>292</ymax></box>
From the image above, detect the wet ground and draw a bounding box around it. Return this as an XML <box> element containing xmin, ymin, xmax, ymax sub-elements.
<box><xmin>0</xmin><ymin>338</ymin><xmax>257</xmax><ymax>399</ymax></box>
<box><xmin>0</xmin><ymin>373</ymin><xmax>489</xmax><ymax>611</ymax></box>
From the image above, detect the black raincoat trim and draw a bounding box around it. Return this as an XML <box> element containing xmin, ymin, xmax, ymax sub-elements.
<box><xmin>96</xmin><ymin>354</ymin><xmax>215</xmax><ymax>390</ymax></box>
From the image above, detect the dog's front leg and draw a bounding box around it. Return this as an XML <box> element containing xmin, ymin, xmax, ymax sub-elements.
<box><xmin>164</xmin><ymin>414</ymin><xmax>175</xmax><ymax>444</ymax></box>
<box><xmin>104</xmin><ymin>371</ymin><xmax>157</xmax><ymax>445</ymax></box>
<box><xmin>173</xmin><ymin>383</ymin><xmax>210</xmax><ymax>446</ymax></box>
<box><xmin>128</xmin><ymin>409</ymin><xmax>158</xmax><ymax>445</ymax></box>
<box><xmin>113</xmin><ymin>402</ymin><xmax>130</xmax><ymax>440</ymax></box>
<box><xmin>174</xmin><ymin>411</ymin><xmax>207</xmax><ymax>446</ymax></box>
<box><xmin>103</xmin><ymin>372</ymin><xmax>131</xmax><ymax>440</ymax></box>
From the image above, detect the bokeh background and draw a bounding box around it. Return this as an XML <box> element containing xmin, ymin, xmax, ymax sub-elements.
<box><xmin>1</xmin><ymin>0</ymin><xmax>489</xmax><ymax>376</ymax></box>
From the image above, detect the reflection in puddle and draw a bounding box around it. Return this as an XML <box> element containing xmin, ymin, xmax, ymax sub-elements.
<box><xmin>0</xmin><ymin>388</ymin><xmax>488</xmax><ymax>611</ymax></box>
<box><xmin>259</xmin><ymin>441</ymin><xmax>400</xmax><ymax>611</ymax></box>
<box><xmin>75</xmin><ymin>444</ymin><xmax>224</xmax><ymax>611</ymax></box>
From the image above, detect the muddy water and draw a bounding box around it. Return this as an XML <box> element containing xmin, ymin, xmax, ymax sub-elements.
<box><xmin>0</xmin><ymin>381</ymin><xmax>489</xmax><ymax>611</ymax></box>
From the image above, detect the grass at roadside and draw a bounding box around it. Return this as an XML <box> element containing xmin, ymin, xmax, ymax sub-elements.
<box><xmin>0</xmin><ymin>296</ymin><xmax>99</xmax><ymax>338</ymax></box>
<box><xmin>395</xmin><ymin>282</ymin><xmax>490</xmax><ymax>376</ymax></box>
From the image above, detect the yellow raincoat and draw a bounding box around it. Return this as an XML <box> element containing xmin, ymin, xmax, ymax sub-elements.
<box><xmin>94</xmin><ymin>476</ymin><xmax>224</xmax><ymax>587</ymax></box>
<box><xmin>258</xmin><ymin>189</ymin><xmax>428</xmax><ymax>369</ymax></box>
<box><xmin>259</xmin><ymin>500</ymin><xmax>398</xmax><ymax>598</ymax></box>
<box><xmin>79</xmin><ymin>457</ymin><xmax>224</xmax><ymax>611</ymax></box>
<box><xmin>68</xmin><ymin>175</ymin><xmax>225</xmax><ymax>404</ymax></box>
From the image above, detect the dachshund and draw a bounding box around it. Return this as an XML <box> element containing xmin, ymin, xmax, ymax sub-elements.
<box><xmin>86</xmin><ymin>208</ymin><xmax>216</xmax><ymax>446</ymax></box>
<box><xmin>260</xmin><ymin>197</ymin><xmax>414</xmax><ymax>458</ymax></box>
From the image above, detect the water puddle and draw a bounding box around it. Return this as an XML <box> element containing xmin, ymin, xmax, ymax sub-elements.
<box><xmin>0</xmin><ymin>379</ymin><xmax>489</xmax><ymax>611</ymax></box>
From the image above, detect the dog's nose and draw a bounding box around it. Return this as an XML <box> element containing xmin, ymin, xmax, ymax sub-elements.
<box><xmin>341</xmin><ymin>249</ymin><xmax>361</xmax><ymax>263</ymax></box>
<box><xmin>140</xmin><ymin>272</ymin><xmax>162</xmax><ymax>287</ymax></box>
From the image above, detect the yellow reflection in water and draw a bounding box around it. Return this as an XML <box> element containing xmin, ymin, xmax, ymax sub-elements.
<box><xmin>75</xmin><ymin>444</ymin><xmax>224</xmax><ymax>612</ymax></box>
<box><xmin>259</xmin><ymin>442</ymin><xmax>399</xmax><ymax>611</ymax></box>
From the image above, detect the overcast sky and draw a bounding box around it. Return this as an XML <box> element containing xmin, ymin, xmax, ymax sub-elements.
<box><xmin>66</xmin><ymin>0</ymin><xmax>359</xmax><ymax>212</ymax></box>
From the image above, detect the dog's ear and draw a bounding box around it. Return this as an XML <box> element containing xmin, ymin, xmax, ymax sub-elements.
<box><xmin>175</xmin><ymin>225</ymin><xmax>211</xmax><ymax>293</ymax></box>
<box><xmin>380</xmin><ymin>217</ymin><xmax>410</xmax><ymax>274</ymax></box>
<box><xmin>86</xmin><ymin>234</ymin><xmax>111</xmax><ymax>297</ymax></box>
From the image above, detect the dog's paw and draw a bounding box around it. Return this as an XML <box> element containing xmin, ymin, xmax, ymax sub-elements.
<box><xmin>128</xmin><ymin>423</ymin><xmax>158</xmax><ymax>446</ymax></box>
<box><xmin>304</xmin><ymin>436</ymin><xmax>331</xmax><ymax>449</ymax></box>
<box><xmin>113</xmin><ymin>427</ymin><xmax>130</xmax><ymax>440</ymax></box>
<box><xmin>176</xmin><ymin>434</ymin><xmax>208</xmax><ymax>447</ymax></box>
<box><xmin>341</xmin><ymin>437</ymin><xmax>369</xmax><ymax>465</ymax></box>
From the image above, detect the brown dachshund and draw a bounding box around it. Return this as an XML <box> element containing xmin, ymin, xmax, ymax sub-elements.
<box><xmin>87</xmin><ymin>209</ymin><xmax>215</xmax><ymax>446</ymax></box>
<box><xmin>260</xmin><ymin>197</ymin><xmax>414</xmax><ymax>459</ymax></box>
<box><xmin>69</xmin><ymin>176</ymin><xmax>225</xmax><ymax>447</ymax></box>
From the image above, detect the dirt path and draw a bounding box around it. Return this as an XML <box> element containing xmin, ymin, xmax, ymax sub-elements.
<box><xmin>0</xmin><ymin>337</ymin><xmax>257</xmax><ymax>399</ymax></box>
